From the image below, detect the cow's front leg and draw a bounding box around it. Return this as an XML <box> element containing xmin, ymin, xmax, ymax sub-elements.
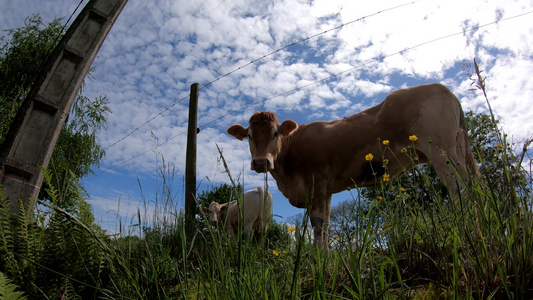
<box><xmin>226</xmin><ymin>224</ymin><xmax>237</xmax><ymax>240</ymax></box>
<box><xmin>309</xmin><ymin>193</ymin><xmax>332</xmax><ymax>251</ymax></box>
<box><xmin>309</xmin><ymin>209</ymin><xmax>324</xmax><ymax>245</ymax></box>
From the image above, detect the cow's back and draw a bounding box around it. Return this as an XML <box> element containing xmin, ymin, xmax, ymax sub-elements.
<box><xmin>275</xmin><ymin>83</ymin><xmax>464</xmax><ymax>202</ymax></box>
<box><xmin>375</xmin><ymin>83</ymin><xmax>461</xmax><ymax>134</ymax></box>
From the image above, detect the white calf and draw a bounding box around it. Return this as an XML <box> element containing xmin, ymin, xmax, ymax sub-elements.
<box><xmin>204</xmin><ymin>186</ymin><xmax>273</xmax><ymax>238</ymax></box>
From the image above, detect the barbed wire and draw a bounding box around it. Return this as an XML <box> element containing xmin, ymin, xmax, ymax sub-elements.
<box><xmin>188</xmin><ymin>10</ymin><xmax>533</xmax><ymax>131</ymax></box>
<box><xmin>102</xmin><ymin>1</ymin><xmax>419</xmax><ymax>152</ymax></box>
<box><xmin>87</xmin><ymin>8</ymin><xmax>533</xmax><ymax>179</ymax></box>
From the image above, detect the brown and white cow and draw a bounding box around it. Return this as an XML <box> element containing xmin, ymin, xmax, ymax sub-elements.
<box><xmin>204</xmin><ymin>186</ymin><xmax>273</xmax><ymax>239</ymax></box>
<box><xmin>227</xmin><ymin>83</ymin><xmax>479</xmax><ymax>248</ymax></box>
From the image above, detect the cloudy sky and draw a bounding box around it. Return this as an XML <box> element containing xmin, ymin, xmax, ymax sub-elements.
<box><xmin>1</xmin><ymin>0</ymin><xmax>532</xmax><ymax>233</ymax></box>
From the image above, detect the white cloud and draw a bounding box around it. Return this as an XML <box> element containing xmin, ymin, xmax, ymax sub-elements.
<box><xmin>2</xmin><ymin>0</ymin><xmax>532</xmax><ymax>222</ymax></box>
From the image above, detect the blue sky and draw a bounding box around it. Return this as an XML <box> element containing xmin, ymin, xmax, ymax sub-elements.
<box><xmin>1</xmin><ymin>0</ymin><xmax>532</xmax><ymax>233</ymax></box>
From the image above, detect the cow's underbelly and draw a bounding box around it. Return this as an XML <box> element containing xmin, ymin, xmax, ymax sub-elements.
<box><xmin>272</xmin><ymin>168</ymin><xmax>358</xmax><ymax>208</ymax></box>
<box><xmin>274</xmin><ymin>156</ymin><xmax>423</xmax><ymax>206</ymax></box>
<box><xmin>271</xmin><ymin>171</ymin><xmax>311</xmax><ymax>208</ymax></box>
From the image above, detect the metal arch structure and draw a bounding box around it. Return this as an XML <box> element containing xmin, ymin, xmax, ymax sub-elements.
<box><xmin>0</xmin><ymin>0</ymin><xmax>128</xmax><ymax>214</ymax></box>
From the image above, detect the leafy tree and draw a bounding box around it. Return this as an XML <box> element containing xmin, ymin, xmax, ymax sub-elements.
<box><xmin>196</xmin><ymin>183</ymin><xmax>244</xmax><ymax>208</ymax></box>
<box><xmin>329</xmin><ymin>198</ymin><xmax>362</xmax><ymax>249</ymax></box>
<box><xmin>40</xmin><ymin>92</ymin><xmax>110</xmax><ymax>213</ymax></box>
<box><xmin>0</xmin><ymin>14</ymin><xmax>63</xmax><ymax>144</ymax></box>
<box><xmin>265</xmin><ymin>219</ymin><xmax>293</xmax><ymax>250</ymax></box>
<box><xmin>331</xmin><ymin>111</ymin><xmax>531</xmax><ymax>247</ymax></box>
<box><xmin>0</xmin><ymin>14</ymin><xmax>110</xmax><ymax>214</ymax></box>
<box><xmin>466</xmin><ymin>111</ymin><xmax>530</xmax><ymax>201</ymax></box>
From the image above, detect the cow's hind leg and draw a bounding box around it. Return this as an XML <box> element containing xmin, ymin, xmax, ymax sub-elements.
<box><xmin>252</xmin><ymin>217</ymin><xmax>263</xmax><ymax>240</ymax></box>
<box><xmin>244</xmin><ymin>223</ymin><xmax>254</xmax><ymax>240</ymax></box>
<box><xmin>431</xmin><ymin>146</ymin><xmax>469</xmax><ymax>200</ymax></box>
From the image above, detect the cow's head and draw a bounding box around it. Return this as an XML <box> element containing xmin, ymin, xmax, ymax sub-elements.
<box><xmin>227</xmin><ymin>111</ymin><xmax>298</xmax><ymax>173</ymax></box>
<box><xmin>203</xmin><ymin>201</ymin><xmax>227</xmax><ymax>227</ymax></box>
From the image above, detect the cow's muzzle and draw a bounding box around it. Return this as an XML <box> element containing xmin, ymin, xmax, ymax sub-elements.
<box><xmin>251</xmin><ymin>157</ymin><xmax>272</xmax><ymax>173</ymax></box>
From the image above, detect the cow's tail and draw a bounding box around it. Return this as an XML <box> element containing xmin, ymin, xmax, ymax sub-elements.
<box><xmin>458</xmin><ymin>105</ymin><xmax>481</xmax><ymax>179</ymax></box>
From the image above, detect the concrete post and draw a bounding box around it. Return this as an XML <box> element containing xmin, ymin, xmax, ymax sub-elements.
<box><xmin>0</xmin><ymin>0</ymin><xmax>128</xmax><ymax>214</ymax></box>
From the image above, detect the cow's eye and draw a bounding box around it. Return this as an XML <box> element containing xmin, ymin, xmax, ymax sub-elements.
<box><xmin>247</xmin><ymin>134</ymin><xmax>252</xmax><ymax>141</ymax></box>
<box><xmin>273</xmin><ymin>131</ymin><xmax>278</xmax><ymax>139</ymax></box>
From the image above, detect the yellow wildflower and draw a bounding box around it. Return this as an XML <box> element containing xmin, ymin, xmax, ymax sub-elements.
<box><xmin>409</xmin><ymin>135</ymin><xmax>418</xmax><ymax>142</ymax></box>
<box><xmin>283</xmin><ymin>250</ymin><xmax>288</xmax><ymax>254</ymax></box>
<box><xmin>377</xmin><ymin>196</ymin><xmax>383</xmax><ymax>200</ymax></box>
<box><xmin>383</xmin><ymin>140</ymin><xmax>390</xmax><ymax>145</ymax></box>
<box><xmin>400</xmin><ymin>187</ymin><xmax>405</xmax><ymax>192</ymax></box>
<box><xmin>365</xmin><ymin>153</ymin><xmax>374</xmax><ymax>161</ymax></box>
<box><xmin>288</xmin><ymin>227</ymin><xmax>296</xmax><ymax>232</ymax></box>
<box><xmin>496</xmin><ymin>143</ymin><xmax>504</xmax><ymax>150</ymax></box>
<box><xmin>272</xmin><ymin>250</ymin><xmax>279</xmax><ymax>256</ymax></box>
<box><xmin>382</xmin><ymin>173</ymin><xmax>390</xmax><ymax>182</ymax></box>
<box><xmin>401</xmin><ymin>148</ymin><xmax>407</xmax><ymax>153</ymax></box>
<box><xmin>383</xmin><ymin>159</ymin><xmax>389</xmax><ymax>165</ymax></box>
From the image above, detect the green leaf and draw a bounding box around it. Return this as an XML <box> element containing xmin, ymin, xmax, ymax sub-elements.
<box><xmin>0</xmin><ymin>271</ymin><xmax>27</xmax><ymax>300</ymax></box>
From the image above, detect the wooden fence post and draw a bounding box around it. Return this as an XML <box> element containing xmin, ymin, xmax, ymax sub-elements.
<box><xmin>185</xmin><ymin>83</ymin><xmax>199</xmax><ymax>232</ymax></box>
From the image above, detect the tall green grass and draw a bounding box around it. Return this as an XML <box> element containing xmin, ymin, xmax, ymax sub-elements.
<box><xmin>1</xmin><ymin>65</ymin><xmax>532</xmax><ymax>298</ymax></box>
<box><xmin>0</xmin><ymin>138</ymin><xmax>531</xmax><ymax>299</ymax></box>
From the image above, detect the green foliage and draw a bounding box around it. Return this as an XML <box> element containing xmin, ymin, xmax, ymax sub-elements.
<box><xmin>0</xmin><ymin>13</ymin><xmax>111</xmax><ymax>213</ymax></box>
<box><xmin>37</xmin><ymin>89</ymin><xmax>110</xmax><ymax>210</ymax></box>
<box><xmin>196</xmin><ymin>183</ymin><xmax>244</xmax><ymax>208</ymax></box>
<box><xmin>0</xmin><ymin>271</ymin><xmax>27</xmax><ymax>300</ymax></box>
<box><xmin>466</xmin><ymin>110</ymin><xmax>531</xmax><ymax>200</ymax></box>
<box><xmin>0</xmin><ymin>170</ymin><xmax>113</xmax><ymax>299</ymax></box>
<box><xmin>40</xmin><ymin>105</ymin><xmax>109</xmax><ymax>211</ymax></box>
<box><xmin>0</xmin><ymin>14</ymin><xmax>63</xmax><ymax>144</ymax></box>
<box><xmin>3</xmin><ymin>155</ymin><xmax>532</xmax><ymax>299</ymax></box>
<box><xmin>266</xmin><ymin>219</ymin><xmax>293</xmax><ymax>249</ymax></box>
<box><xmin>109</xmin><ymin>218</ymin><xmax>186</xmax><ymax>298</ymax></box>
<box><xmin>0</xmin><ymin>187</ymin><xmax>20</xmax><ymax>284</ymax></box>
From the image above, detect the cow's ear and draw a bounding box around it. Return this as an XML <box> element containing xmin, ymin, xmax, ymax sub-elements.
<box><xmin>227</xmin><ymin>124</ymin><xmax>248</xmax><ymax>141</ymax></box>
<box><xmin>279</xmin><ymin>119</ymin><xmax>298</xmax><ymax>136</ymax></box>
<box><xmin>220</xmin><ymin>205</ymin><xmax>228</xmax><ymax>217</ymax></box>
